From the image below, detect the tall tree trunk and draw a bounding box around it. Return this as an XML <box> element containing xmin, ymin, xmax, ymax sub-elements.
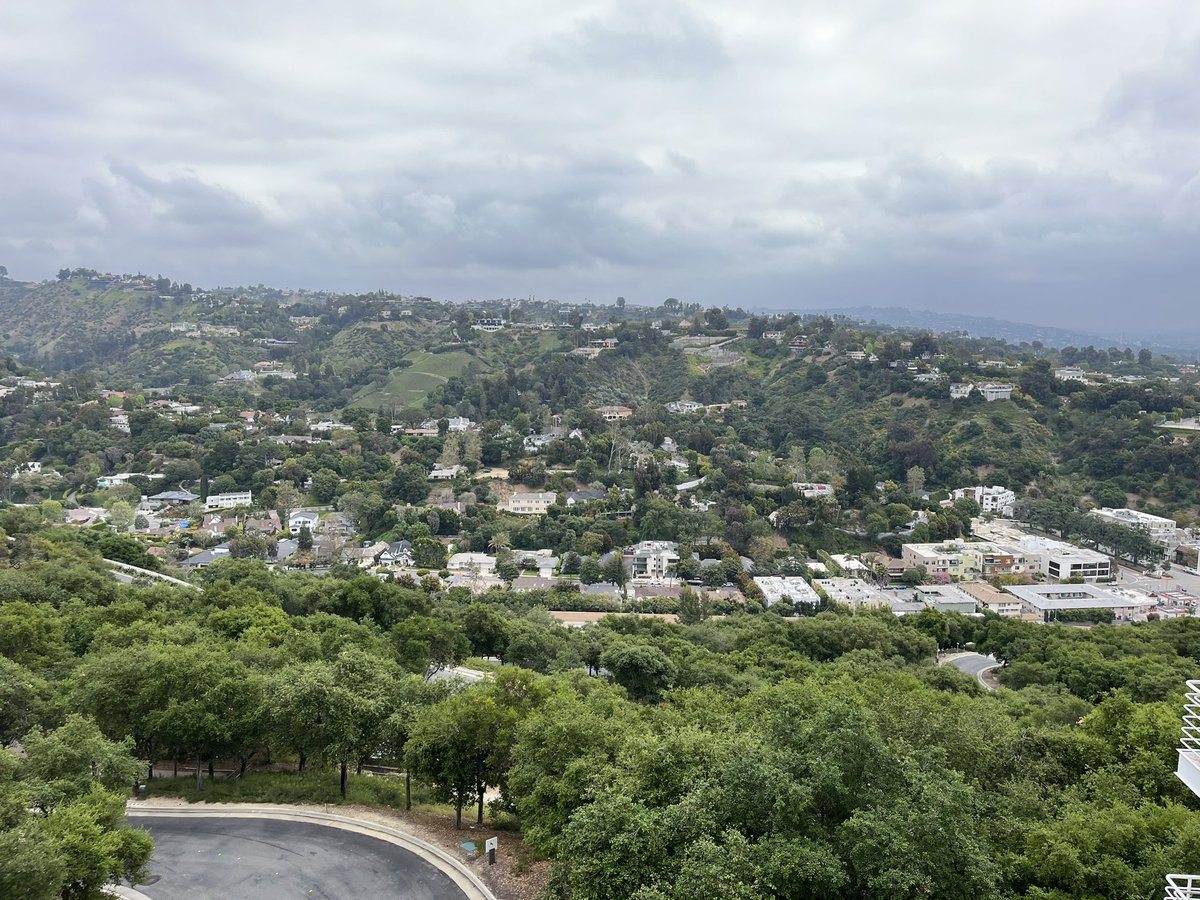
<box><xmin>405</xmin><ymin>772</ymin><xmax>411</xmax><ymax>811</ymax></box>
<box><xmin>340</xmin><ymin>761</ymin><xmax>348</xmax><ymax>799</ymax></box>
<box><xmin>208</xmin><ymin>759</ymin><xmax>214</xmax><ymax>779</ymax></box>
<box><xmin>195</xmin><ymin>754</ymin><xmax>202</xmax><ymax>791</ymax></box>
<box><xmin>455</xmin><ymin>798</ymin><xmax>462</xmax><ymax>830</ymax></box>
<box><xmin>239</xmin><ymin>756</ymin><xmax>248</xmax><ymax>777</ymax></box>
<box><xmin>173</xmin><ymin>758</ymin><xmax>178</xmax><ymax>779</ymax></box>
<box><xmin>477</xmin><ymin>783</ymin><xmax>484</xmax><ymax>825</ymax></box>
<box><xmin>148</xmin><ymin>761</ymin><xmax>154</xmax><ymax>781</ymax></box>
<box><xmin>298</xmin><ymin>753</ymin><xmax>306</xmax><ymax>773</ymax></box>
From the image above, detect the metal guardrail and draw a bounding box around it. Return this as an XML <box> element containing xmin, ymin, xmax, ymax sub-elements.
<box><xmin>1166</xmin><ymin>874</ymin><xmax>1200</xmax><ymax>899</ymax></box>
<box><xmin>1181</xmin><ymin>680</ymin><xmax>1200</xmax><ymax>758</ymax></box>
<box><xmin>1168</xmin><ymin>683</ymin><xmax>1200</xmax><ymax>898</ymax></box>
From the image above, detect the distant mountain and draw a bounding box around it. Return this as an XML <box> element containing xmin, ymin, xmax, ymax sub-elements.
<box><xmin>800</xmin><ymin>305</ymin><xmax>1200</xmax><ymax>359</ymax></box>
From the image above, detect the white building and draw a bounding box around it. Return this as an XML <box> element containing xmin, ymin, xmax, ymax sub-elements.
<box><xmin>814</xmin><ymin>578</ymin><xmax>907</xmax><ymax>612</ymax></box>
<box><xmin>666</xmin><ymin>400</ymin><xmax>703</xmax><ymax>414</ymax></box>
<box><xmin>447</xmin><ymin>552</ymin><xmax>497</xmax><ymax>574</ymax></box>
<box><xmin>792</xmin><ymin>482</ymin><xmax>835</xmax><ymax>499</ymax></box>
<box><xmin>628</xmin><ymin>541</ymin><xmax>680</xmax><ymax>580</ymax></box>
<box><xmin>447</xmin><ymin>416</ymin><xmax>474</xmax><ymax>432</ymax></box>
<box><xmin>500</xmin><ymin>491</ymin><xmax>556</xmax><ymax>515</ymax></box>
<box><xmin>1042</xmin><ymin>545</ymin><xmax>1111</xmax><ymax>582</ymax></box>
<box><xmin>429</xmin><ymin>464</ymin><xmax>466</xmax><ymax>480</ymax></box>
<box><xmin>952</xmin><ymin>485</ymin><xmax>1016</xmax><ymax>517</ymax></box>
<box><xmin>1055</xmin><ymin>366</ymin><xmax>1088</xmax><ymax>383</ymax></box>
<box><xmin>1089</xmin><ymin>507</ymin><xmax>1181</xmax><ymax>548</ymax></box>
<box><xmin>205</xmin><ymin>491</ymin><xmax>253</xmax><ymax>510</ymax></box>
<box><xmin>753</xmin><ymin>576</ymin><xmax>821</xmax><ymax>608</ymax></box>
<box><xmin>289</xmin><ymin>511</ymin><xmax>320</xmax><ymax>532</ymax></box>
<box><xmin>950</xmin><ymin>382</ymin><xmax>1014</xmax><ymax>401</ymax></box>
<box><xmin>977</xmin><ymin>382</ymin><xmax>1015</xmax><ymax>402</ymax></box>
<box><xmin>1004</xmin><ymin>584</ymin><xmax>1153</xmax><ymax>622</ymax></box>
<box><xmin>97</xmin><ymin>473</ymin><xmax>137</xmax><ymax>489</ymax></box>
<box><xmin>470</xmin><ymin>318</ymin><xmax>505</xmax><ymax>332</ymax></box>
<box><xmin>950</xmin><ymin>383</ymin><xmax>974</xmax><ymax>400</ymax></box>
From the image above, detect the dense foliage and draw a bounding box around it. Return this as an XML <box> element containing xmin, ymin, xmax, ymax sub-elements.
<box><xmin>2</xmin><ymin>530</ymin><xmax>1200</xmax><ymax>898</ymax></box>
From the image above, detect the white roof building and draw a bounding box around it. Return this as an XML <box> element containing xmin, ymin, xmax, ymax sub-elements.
<box><xmin>1004</xmin><ymin>584</ymin><xmax>1154</xmax><ymax>622</ymax></box>
<box><xmin>753</xmin><ymin>576</ymin><xmax>821</xmax><ymax>608</ymax></box>
<box><xmin>1089</xmin><ymin>507</ymin><xmax>1181</xmax><ymax>548</ymax></box>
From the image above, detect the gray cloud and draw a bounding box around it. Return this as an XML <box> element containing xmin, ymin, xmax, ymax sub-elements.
<box><xmin>1</xmin><ymin>2</ymin><xmax>1200</xmax><ymax>331</ymax></box>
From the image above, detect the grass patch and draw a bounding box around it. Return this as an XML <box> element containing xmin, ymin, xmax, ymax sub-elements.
<box><xmin>462</xmin><ymin>656</ymin><xmax>503</xmax><ymax>673</ymax></box>
<box><xmin>143</xmin><ymin>770</ymin><xmax>436</xmax><ymax>808</ymax></box>
<box><xmin>350</xmin><ymin>350</ymin><xmax>483</xmax><ymax>410</ymax></box>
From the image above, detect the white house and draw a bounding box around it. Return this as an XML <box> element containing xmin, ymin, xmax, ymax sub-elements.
<box><xmin>289</xmin><ymin>511</ymin><xmax>320</xmax><ymax>532</ymax></box>
<box><xmin>1055</xmin><ymin>366</ymin><xmax>1088</xmax><ymax>383</ymax></box>
<box><xmin>447</xmin><ymin>552</ymin><xmax>497</xmax><ymax>574</ymax></box>
<box><xmin>97</xmin><ymin>473</ymin><xmax>137</xmax><ymax>489</ymax></box>
<box><xmin>628</xmin><ymin>541</ymin><xmax>680</xmax><ymax>580</ymax></box>
<box><xmin>205</xmin><ymin>491</ymin><xmax>253</xmax><ymax>510</ymax></box>
<box><xmin>792</xmin><ymin>482</ymin><xmax>835</xmax><ymax>499</ymax></box>
<box><xmin>470</xmin><ymin>318</ymin><xmax>505</xmax><ymax>332</ymax></box>
<box><xmin>429</xmin><ymin>464</ymin><xmax>466</xmax><ymax>480</ymax></box>
<box><xmin>977</xmin><ymin>383</ymin><xmax>1015</xmax><ymax>402</ymax></box>
<box><xmin>666</xmin><ymin>400</ymin><xmax>703</xmax><ymax>414</ymax></box>
<box><xmin>500</xmin><ymin>491</ymin><xmax>556</xmax><ymax>515</ymax></box>
<box><xmin>950</xmin><ymin>383</ymin><xmax>974</xmax><ymax>400</ymax></box>
<box><xmin>952</xmin><ymin>485</ymin><xmax>1016</xmax><ymax>517</ymax></box>
<box><xmin>447</xmin><ymin>417</ymin><xmax>474</xmax><ymax>432</ymax></box>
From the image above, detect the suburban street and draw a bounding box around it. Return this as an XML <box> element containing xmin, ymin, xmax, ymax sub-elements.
<box><xmin>128</xmin><ymin>815</ymin><xmax>469</xmax><ymax>900</ymax></box>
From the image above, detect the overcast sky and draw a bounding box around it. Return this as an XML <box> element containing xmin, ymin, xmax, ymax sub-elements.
<box><xmin>2</xmin><ymin>1</ymin><xmax>1198</xmax><ymax>332</ymax></box>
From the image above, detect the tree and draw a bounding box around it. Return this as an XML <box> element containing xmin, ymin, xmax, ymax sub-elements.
<box><xmin>1</xmin><ymin>717</ymin><xmax>153</xmax><ymax>900</ymax></box>
<box><xmin>677</xmin><ymin>586</ymin><xmax>710</xmax><ymax>625</ymax></box>
<box><xmin>261</xmin><ymin>661</ymin><xmax>357</xmax><ymax>783</ymax></box>
<box><xmin>412</xmin><ymin>536</ymin><xmax>447</xmax><ymax>569</ymax></box>
<box><xmin>298</xmin><ymin>524</ymin><xmax>313</xmax><ymax>551</ymax></box>
<box><xmin>579</xmin><ymin>556</ymin><xmax>603</xmax><ymax>584</ymax></box>
<box><xmin>311</xmin><ymin>468</ymin><xmax>341</xmax><ymax>504</ymax></box>
<box><xmin>21</xmin><ymin>715</ymin><xmax>142</xmax><ymax>813</ymax></box>
<box><xmin>906</xmin><ymin>466</ymin><xmax>926</xmax><ymax>497</ymax></box>
<box><xmin>389</xmin><ymin>464</ymin><xmax>431</xmax><ymax>505</ymax></box>
<box><xmin>405</xmin><ymin>691</ymin><xmax>498</xmax><ymax>829</ymax></box>
<box><xmin>600</xmin><ymin>640</ymin><xmax>676</xmax><ymax>702</ymax></box>
<box><xmin>106</xmin><ymin>500</ymin><xmax>134</xmax><ymax>532</ymax></box>
<box><xmin>391</xmin><ymin>616</ymin><xmax>470</xmax><ymax>677</ymax></box>
<box><xmin>274</xmin><ymin>483</ymin><xmax>302</xmax><ymax>523</ymax></box>
<box><xmin>462</xmin><ymin>605</ymin><xmax>509</xmax><ymax>659</ymax></box>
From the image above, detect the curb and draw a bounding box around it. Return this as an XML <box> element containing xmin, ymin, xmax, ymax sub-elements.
<box><xmin>126</xmin><ymin>803</ymin><xmax>497</xmax><ymax>900</ymax></box>
<box><xmin>975</xmin><ymin>661</ymin><xmax>1002</xmax><ymax>691</ymax></box>
<box><xmin>104</xmin><ymin>887</ymin><xmax>154</xmax><ymax>900</ymax></box>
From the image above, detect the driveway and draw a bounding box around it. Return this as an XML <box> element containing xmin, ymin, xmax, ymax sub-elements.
<box><xmin>128</xmin><ymin>815</ymin><xmax>471</xmax><ymax>900</ymax></box>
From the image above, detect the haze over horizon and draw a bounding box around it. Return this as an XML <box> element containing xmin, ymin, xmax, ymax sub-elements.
<box><xmin>2</xmin><ymin>2</ymin><xmax>1198</xmax><ymax>333</ymax></box>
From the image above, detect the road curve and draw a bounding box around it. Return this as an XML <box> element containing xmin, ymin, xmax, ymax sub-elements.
<box><xmin>126</xmin><ymin>806</ymin><xmax>495</xmax><ymax>900</ymax></box>
<box><xmin>939</xmin><ymin>651</ymin><xmax>1001</xmax><ymax>691</ymax></box>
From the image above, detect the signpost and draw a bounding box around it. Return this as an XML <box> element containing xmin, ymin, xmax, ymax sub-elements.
<box><xmin>485</xmin><ymin>836</ymin><xmax>498</xmax><ymax>866</ymax></box>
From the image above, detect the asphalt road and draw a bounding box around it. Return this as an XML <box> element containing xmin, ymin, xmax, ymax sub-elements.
<box><xmin>941</xmin><ymin>652</ymin><xmax>1001</xmax><ymax>690</ymax></box>
<box><xmin>129</xmin><ymin>815</ymin><xmax>468</xmax><ymax>900</ymax></box>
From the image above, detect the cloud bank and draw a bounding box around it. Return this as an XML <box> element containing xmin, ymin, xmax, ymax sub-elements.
<box><xmin>1</xmin><ymin>1</ymin><xmax>1199</xmax><ymax>330</ymax></box>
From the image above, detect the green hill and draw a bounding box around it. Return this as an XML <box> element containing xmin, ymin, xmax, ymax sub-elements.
<box><xmin>349</xmin><ymin>349</ymin><xmax>486</xmax><ymax>410</ymax></box>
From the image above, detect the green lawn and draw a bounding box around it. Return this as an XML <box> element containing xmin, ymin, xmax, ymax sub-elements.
<box><xmin>350</xmin><ymin>350</ymin><xmax>482</xmax><ymax>410</ymax></box>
